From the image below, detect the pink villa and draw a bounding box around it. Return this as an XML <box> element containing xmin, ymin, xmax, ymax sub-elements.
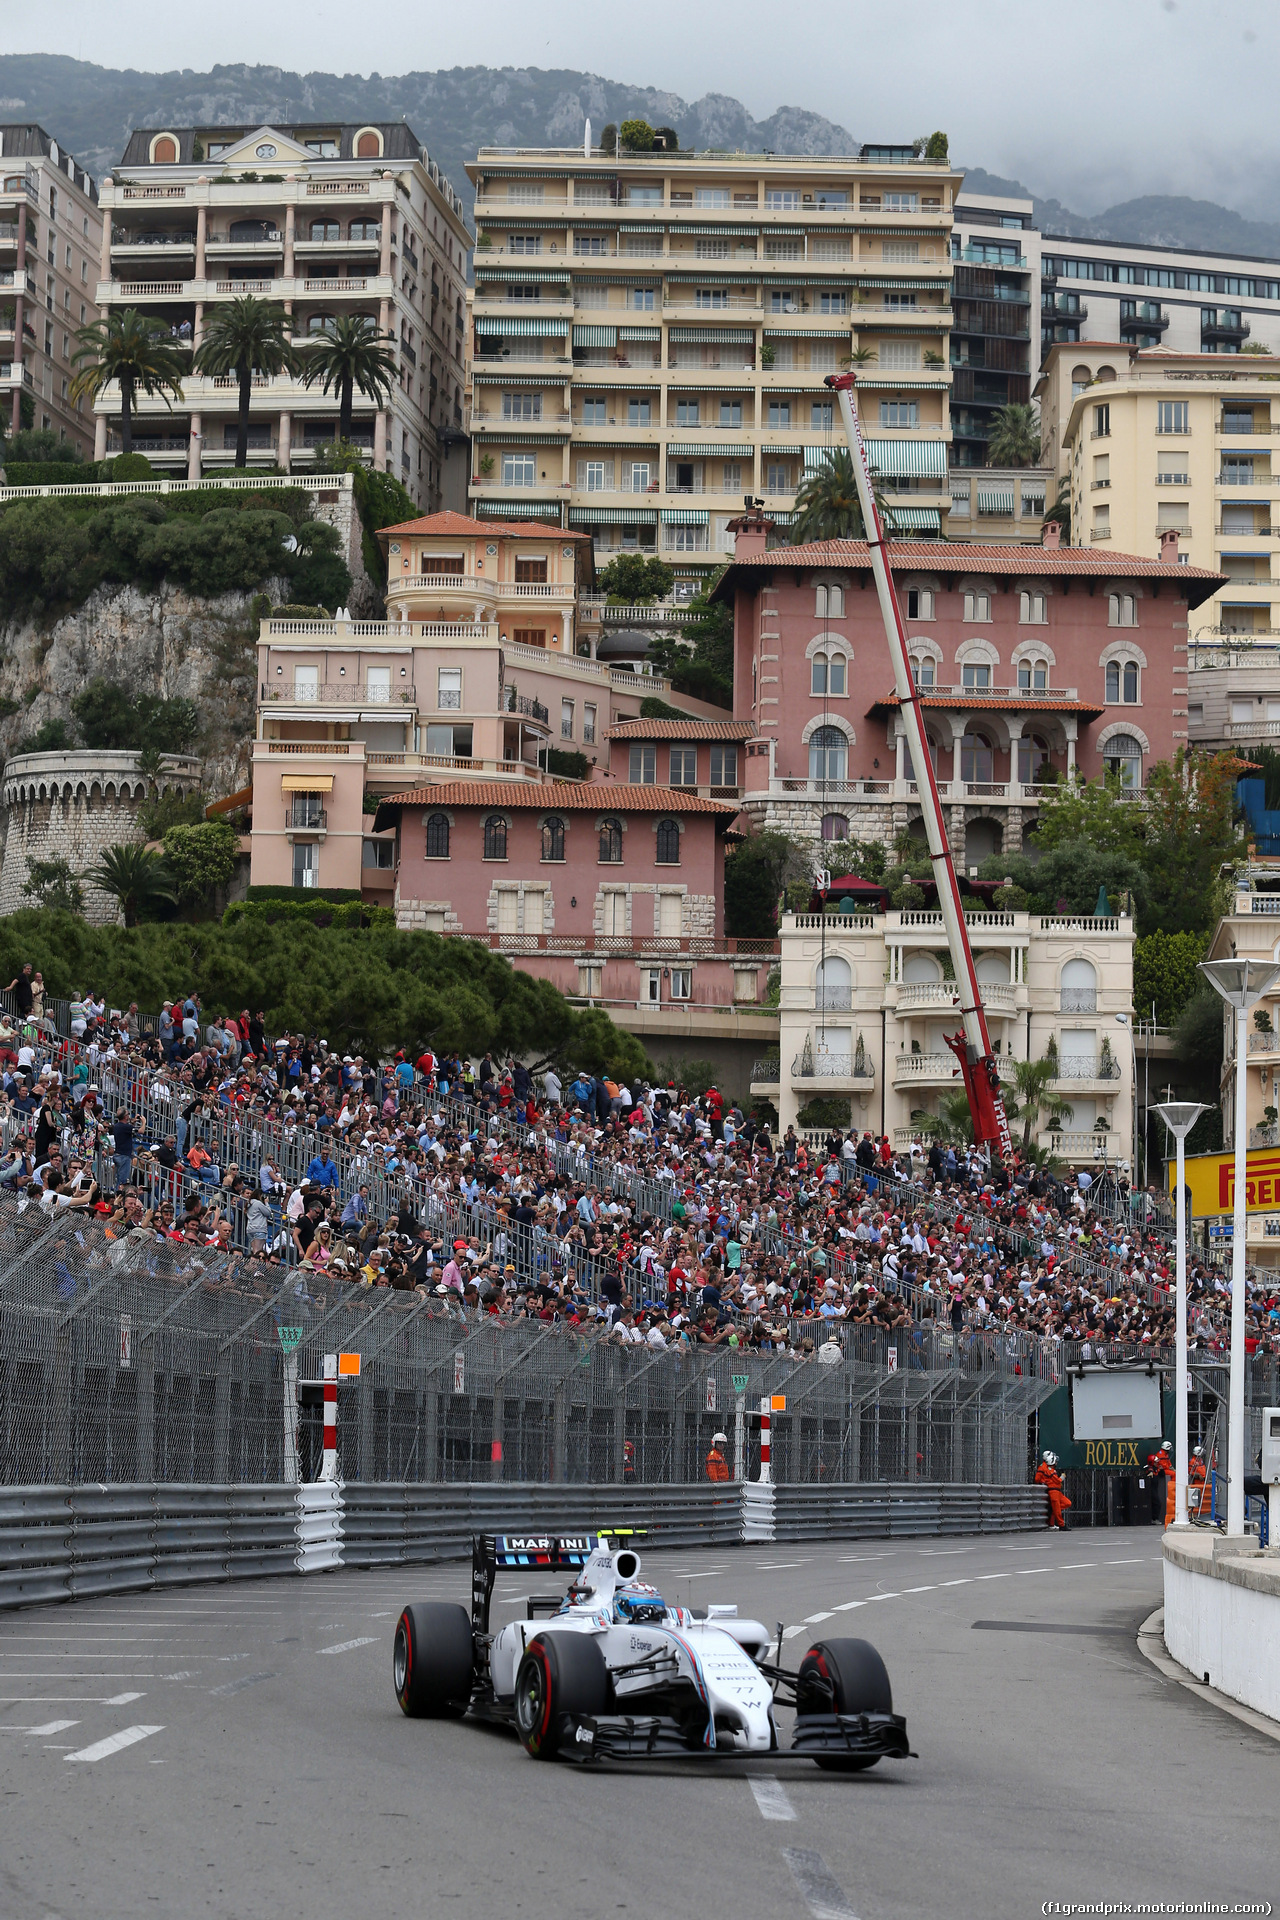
<box><xmin>715</xmin><ymin>513</ymin><xmax>1226</xmax><ymax>861</ymax></box>
<box><xmin>372</xmin><ymin>779</ymin><xmax>768</xmax><ymax>1011</ymax></box>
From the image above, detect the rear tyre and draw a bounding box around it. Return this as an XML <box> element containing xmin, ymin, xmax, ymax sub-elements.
<box><xmin>394</xmin><ymin>1602</ymin><xmax>473</xmax><ymax>1718</ymax></box>
<box><xmin>514</xmin><ymin>1632</ymin><xmax>610</xmax><ymax>1760</ymax></box>
<box><xmin>797</xmin><ymin>1636</ymin><xmax>893</xmax><ymax>1772</ymax></box>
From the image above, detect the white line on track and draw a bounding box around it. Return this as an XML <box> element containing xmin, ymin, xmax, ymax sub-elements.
<box><xmin>803</xmin><ymin>1611</ymin><xmax>834</xmax><ymax>1624</ymax></box>
<box><xmin>1106</xmin><ymin>1558</ymin><xmax>1146</xmax><ymax>1565</ymax></box>
<box><xmin>756</xmin><ymin>1562</ymin><xmax>808</xmax><ymax>1571</ymax></box>
<box><xmin>783</xmin><ymin>1846</ymin><xmax>860</xmax><ymax>1919</ymax></box>
<box><xmin>104</xmin><ymin>1692</ymin><xmax>145</xmax><ymax>1705</ymax></box>
<box><xmin>0</xmin><ymin>1720</ymin><xmax>79</xmax><ymax>1736</ymax></box>
<box><xmin>749</xmin><ymin>1774</ymin><xmax>796</xmax><ymax>1821</ymax></box>
<box><xmin>316</xmin><ymin>1638</ymin><xmax>378</xmax><ymax>1656</ymax></box>
<box><xmin>66</xmin><ymin>1725</ymin><xmax>163</xmax><ymax>1764</ymax></box>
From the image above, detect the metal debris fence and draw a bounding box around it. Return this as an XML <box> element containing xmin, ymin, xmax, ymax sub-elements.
<box><xmin>0</xmin><ymin>1195</ymin><xmax>1056</xmax><ymax>1490</ymax></box>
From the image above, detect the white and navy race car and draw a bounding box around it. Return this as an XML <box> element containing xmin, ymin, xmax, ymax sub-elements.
<box><xmin>393</xmin><ymin>1533</ymin><xmax>912</xmax><ymax>1767</ymax></box>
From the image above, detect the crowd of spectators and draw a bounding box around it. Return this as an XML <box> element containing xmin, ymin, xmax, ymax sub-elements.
<box><xmin>1</xmin><ymin>964</ymin><xmax>1278</xmax><ymax>1365</ymax></box>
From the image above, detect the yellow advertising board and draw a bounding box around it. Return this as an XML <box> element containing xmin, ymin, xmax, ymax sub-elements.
<box><xmin>1170</xmin><ymin>1145</ymin><xmax>1280</xmax><ymax>1218</ymax></box>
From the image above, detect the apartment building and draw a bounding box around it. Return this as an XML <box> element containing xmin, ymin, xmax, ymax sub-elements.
<box><xmin>95</xmin><ymin>123</ymin><xmax>471</xmax><ymax>501</ymax></box>
<box><xmin>758</xmin><ymin>905</ymin><xmax>1135</xmax><ymax>1165</ymax></box>
<box><xmin>1045</xmin><ymin>344</ymin><xmax>1280</xmax><ymax>640</ymax></box>
<box><xmin>716</xmin><ymin>506</ymin><xmax>1223</xmax><ymax>856</ymax></box>
<box><xmin>464</xmin><ymin>142</ymin><xmax>960</xmax><ymax>585</ymax></box>
<box><xmin>0</xmin><ymin>123</ymin><xmax>102</xmax><ymax>451</ymax></box>
<box><xmin>248</xmin><ymin>511</ymin><xmax>729</xmax><ymax>894</ymax></box>
<box><xmin>946</xmin><ymin>464</ymin><xmax>1052</xmax><ymax>544</ymax></box>
<box><xmin>1040</xmin><ymin>232</ymin><xmax>1280</xmax><ymax>360</ymax></box>
<box><xmin>949</xmin><ymin>189</ymin><xmax>1041</xmax><ymax>467</ymax></box>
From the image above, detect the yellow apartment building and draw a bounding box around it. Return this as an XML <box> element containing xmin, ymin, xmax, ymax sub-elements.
<box><xmin>1041</xmin><ymin>343</ymin><xmax>1280</xmax><ymax>638</ymax></box>
<box><xmin>464</xmin><ymin>140</ymin><xmax>960</xmax><ymax>588</ymax></box>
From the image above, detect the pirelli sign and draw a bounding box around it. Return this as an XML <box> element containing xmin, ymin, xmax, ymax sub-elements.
<box><xmin>1170</xmin><ymin>1146</ymin><xmax>1280</xmax><ymax>1219</ymax></box>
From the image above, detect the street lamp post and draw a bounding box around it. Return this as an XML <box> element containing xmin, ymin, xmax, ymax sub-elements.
<box><xmin>1197</xmin><ymin>958</ymin><xmax>1280</xmax><ymax>1537</ymax></box>
<box><xmin>1153</xmin><ymin>1100</ymin><xmax>1210</xmax><ymax>1527</ymax></box>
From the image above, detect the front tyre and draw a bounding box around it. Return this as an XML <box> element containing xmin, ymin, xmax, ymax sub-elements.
<box><xmin>797</xmin><ymin>1636</ymin><xmax>893</xmax><ymax>1772</ymax></box>
<box><xmin>514</xmin><ymin>1632</ymin><xmax>610</xmax><ymax>1760</ymax></box>
<box><xmin>394</xmin><ymin>1602</ymin><xmax>473</xmax><ymax>1718</ymax></box>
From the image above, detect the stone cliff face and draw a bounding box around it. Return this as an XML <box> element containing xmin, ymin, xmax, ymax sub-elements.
<box><xmin>0</xmin><ymin>581</ymin><xmax>263</xmax><ymax>804</ymax></box>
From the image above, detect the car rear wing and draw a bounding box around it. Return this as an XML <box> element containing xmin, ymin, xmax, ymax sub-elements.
<box><xmin>470</xmin><ymin>1531</ymin><xmax>644</xmax><ymax>1634</ymax></box>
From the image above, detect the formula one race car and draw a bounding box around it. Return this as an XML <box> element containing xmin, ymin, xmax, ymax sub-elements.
<box><xmin>393</xmin><ymin>1533</ymin><xmax>913</xmax><ymax>1767</ymax></box>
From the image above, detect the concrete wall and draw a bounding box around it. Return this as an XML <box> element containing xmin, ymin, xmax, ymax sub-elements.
<box><xmin>1163</xmin><ymin>1530</ymin><xmax>1280</xmax><ymax>1724</ymax></box>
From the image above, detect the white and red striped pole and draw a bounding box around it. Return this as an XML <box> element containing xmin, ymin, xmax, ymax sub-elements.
<box><xmin>759</xmin><ymin>1396</ymin><xmax>771</xmax><ymax>1486</ymax></box>
<box><xmin>320</xmin><ymin>1353</ymin><xmax>338</xmax><ymax>1482</ymax></box>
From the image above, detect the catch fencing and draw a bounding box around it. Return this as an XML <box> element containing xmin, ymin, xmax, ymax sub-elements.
<box><xmin>0</xmin><ymin>1194</ymin><xmax>1056</xmax><ymax>1492</ymax></box>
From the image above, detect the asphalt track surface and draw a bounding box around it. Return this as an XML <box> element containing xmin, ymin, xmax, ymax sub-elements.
<box><xmin>0</xmin><ymin>1523</ymin><xmax>1274</xmax><ymax>1920</ymax></box>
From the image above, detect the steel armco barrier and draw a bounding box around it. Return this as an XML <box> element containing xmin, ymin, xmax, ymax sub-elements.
<box><xmin>0</xmin><ymin>1478</ymin><xmax>1047</xmax><ymax>1609</ymax></box>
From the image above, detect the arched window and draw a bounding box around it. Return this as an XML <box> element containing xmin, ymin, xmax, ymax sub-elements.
<box><xmin>1017</xmin><ymin>657</ymin><xmax>1048</xmax><ymax>691</ymax></box>
<box><xmin>1106</xmin><ymin>660</ymin><xmax>1140</xmax><ymax>703</ymax></box>
<box><xmin>960</xmin><ymin>731</ymin><xmax>993</xmax><ymax>783</ymax></box>
<box><xmin>655</xmin><ymin>817</ymin><xmax>681</xmax><ymax>864</ymax></box>
<box><xmin>425</xmin><ymin>812</ymin><xmax>450</xmax><ymax>859</ymax></box>
<box><xmin>1123</xmin><ymin>660</ymin><xmax>1139</xmax><ymax>703</ymax></box>
<box><xmin>307</xmin><ymin>312</ymin><xmax>338</xmax><ymax>338</ymax></box>
<box><xmin>355</xmin><ymin>130</ymin><xmax>382</xmax><ymax>159</ymax></box>
<box><xmin>152</xmin><ymin>135</ymin><xmax>178</xmax><ymax>164</ymax></box>
<box><xmin>541</xmin><ymin>815</ymin><xmax>565</xmax><ymax>861</ymax></box>
<box><xmin>815</xmin><ymin>955</ymin><xmax>852</xmax><ymax>1010</ymax></box>
<box><xmin>910</xmin><ymin>653</ymin><xmax>935</xmax><ymax>689</ymax></box>
<box><xmin>599</xmin><ymin>817</ymin><xmax>623</xmax><ymax>863</ymax></box>
<box><xmin>811</xmin><ymin>651</ymin><xmax>846</xmax><ymax>696</ymax></box>
<box><xmin>350</xmin><ymin>219</ymin><xmax>380</xmax><ymax>241</ymax></box>
<box><xmin>1061</xmin><ymin>957</ymin><xmax>1098</xmax><ymax>1012</ymax></box>
<box><xmin>483</xmin><ymin>814</ymin><xmax>508</xmax><ymax>860</ymax></box>
<box><xmin>1102</xmin><ymin>733</ymin><xmax>1143</xmax><ymax>789</ymax></box>
<box><xmin>821</xmin><ymin>813</ymin><xmax>849</xmax><ymax>841</ymax></box>
<box><xmin>808</xmin><ymin>725</ymin><xmax>847</xmax><ymax>783</ymax></box>
<box><xmin>1017</xmin><ymin>734</ymin><xmax>1051</xmax><ymax>785</ymax></box>
<box><xmin>815</xmin><ymin>582</ymin><xmax>845</xmax><ymax>618</ymax></box>
<box><xmin>1108</xmin><ymin>592</ymin><xmax>1137</xmax><ymax>627</ymax></box>
<box><xmin>902</xmin><ymin>950</ymin><xmax>943</xmax><ymax>984</ymax></box>
<box><xmin>310</xmin><ymin>219</ymin><xmax>341</xmax><ymax>242</ymax></box>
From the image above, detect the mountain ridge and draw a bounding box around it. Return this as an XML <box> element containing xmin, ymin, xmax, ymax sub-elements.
<box><xmin>2</xmin><ymin>55</ymin><xmax>1277</xmax><ymax>262</ymax></box>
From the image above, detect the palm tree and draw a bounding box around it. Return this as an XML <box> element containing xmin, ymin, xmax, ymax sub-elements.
<box><xmin>839</xmin><ymin>345</ymin><xmax>876</xmax><ymax>368</ymax></box>
<box><xmin>69</xmin><ymin>310</ymin><xmax>187</xmax><ymax>457</ymax></box>
<box><xmin>985</xmin><ymin>402</ymin><xmax>1043</xmax><ymax>469</ymax></box>
<box><xmin>910</xmin><ymin>1089</ymin><xmax>974</xmax><ymax>1146</ymax></box>
<box><xmin>193</xmin><ymin>296</ymin><xmax>298</xmax><ymax>468</ymax></box>
<box><xmin>83</xmin><ymin>844</ymin><xmax>176</xmax><ymax>928</ymax></box>
<box><xmin>790</xmin><ymin>448</ymin><xmax>894</xmax><ymax>545</ymax></box>
<box><xmin>299</xmin><ymin>313</ymin><xmax>398</xmax><ymax>443</ymax></box>
<box><xmin>1008</xmin><ymin>1055</ymin><xmax>1075</xmax><ymax>1150</ymax></box>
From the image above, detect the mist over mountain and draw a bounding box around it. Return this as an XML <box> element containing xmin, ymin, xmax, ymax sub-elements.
<box><xmin>2</xmin><ymin>54</ymin><xmax>1278</xmax><ymax>262</ymax></box>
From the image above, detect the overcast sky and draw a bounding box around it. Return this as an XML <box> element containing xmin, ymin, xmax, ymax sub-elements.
<box><xmin>13</xmin><ymin>0</ymin><xmax>1273</xmax><ymax>219</ymax></box>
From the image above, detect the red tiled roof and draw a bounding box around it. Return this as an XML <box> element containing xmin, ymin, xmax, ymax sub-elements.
<box><xmin>722</xmin><ymin>538</ymin><xmax>1224</xmax><ymax>579</ymax></box>
<box><xmin>375</xmin><ymin>781</ymin><xmax>740</xmax><ymax>814</ymax></box>
<box><xmin>606</xmin><ymin>718</ymin><xmax>752</xmax><ymax>741</ymax></box>
<box><xmin>377</xmin><ymin>510</ymin><xmax>589</xmax><ymax>542</ymax></box>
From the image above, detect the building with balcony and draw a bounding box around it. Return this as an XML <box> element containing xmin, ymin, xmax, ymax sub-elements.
<box><xmin>464</xmin><ymin>141</ymin><xmax>960</xmax><ymax>581</ymax></box>
<box><xmin>946</xmin><ymin>464</ymin><xmax>1052</xmax><ymax>544</ymax></box>
<box><xmin>247</xmin><ymin>512</ymin><xmax>738</xmax><ymax>893</ymax></box>
<box><xmin>949</xmin><ymin>189</ymin><xmax>1040</xmax><ymax>468</ymax></box>
<box><xmin>1042</xmin><ymin>343</ymin><xmax>1280</xmax><ymax>640</ymax></box>
<box><xmin>603</xmin><ymin>716</ymin><xmax>752</xmax><ymax>799</ymax></box>
<box><xmin>0</xmin><ymin>123</ymin><xmax>102</xmax><ymax>450</ymax></box>
<box><xmin>714</xmin><ymin>506</ymin><xmax>1223</xmax><ymax>854</ymax></box>
<box><xmin>759</xmin><ymin>905</ymin><xmax>1135</xmax><ymax>1163</ymax></box>
<box><xmin>94</xmin><ymin>123</ymin><xmax>470</xmax><ymax>503</ymax></box>
<box><xmin>1038</xmin><ymin>232</ymin><xmax>1280</xmax><ymax>359</ymax></box>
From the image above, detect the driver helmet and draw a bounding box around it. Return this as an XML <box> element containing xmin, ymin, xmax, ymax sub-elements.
<box><xmin>1041</xmin><ymin>1450</ymin><xmax>1058</xmax><ymax>1467</ymax></box>
<box><xmin>614</xmin><ymin>1581</ymin><xmax>666</xmax><ymax>1625</ymax></box>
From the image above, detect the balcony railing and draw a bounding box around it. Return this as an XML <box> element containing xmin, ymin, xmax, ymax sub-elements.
<box><xmin>813</xmin><ymin>985</ymin><xmax>853</xmax><ymax>1010</ymax></box>
<box><xmin>395</xmin><ymin>574</ymin><xmax>565</xmax><ymax>597</ymax></box>
<box><xmin>1059</xmin><ymin>988</ymin><xmax>1098</xmax><ymax>1013</ymax></box>
<box><xmin>896</xmin><ymin>980</ymin><xmax>1017</xmax><ymax>1013</ymax></box>
<box><xmin>1050</xmin><ymin>1054</ymin><xmax>1121</xmax><ymax>1082</ymax></box>
<box><xmin>1249</xmin><ymin>1124</ymin><xmax>1280</xmax><ymax>1148</ymax></box>
<box><xmin>1247</xmin><ymin>1031</ymin><xmax>1280</xmax><ymax>1051</ymax></box>
<box><xmin>285</xmin><ymin>807</ymin><xmax>327</xmax><ymax>832</ymax></box>
<box><xmin>504</xmin><ymin>688</ymin><xmax>550</xmax><ymax>723</ymax></box>
<box><xmin>751</xmin><ymin>1056</ymin><xmax>781</xmax><ymax>1084</ymax></box>
<box><xmin>261</xmin><ymin>681</ymin><xmax>417</xmax><ymax>706</ymax></box>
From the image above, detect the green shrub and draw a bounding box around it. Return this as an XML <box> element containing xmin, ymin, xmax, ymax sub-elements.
<box><xmin>225</xmin><ymin>899</ymin><xmax>395</xmax><ymax>930</ymax></box>
<box><xmin>16</xmin><ymin>718</ymin><xmax>73</xmax><ymax>754</ymax></box>
<box><xmin>102</xmin><ymin>453</ymin><xmax>153</xmax><ymax>482</ymax></box>
<box><xmin>540</xmin><ymin>748</ymin><xmax>590</xmax><ymax>779</ymax></box>
<box><xmin>245</xmin><ymin>884</ymin><xmax>363</xmax><ymax>904</ymax></box>
<box><xmin>2</xmin><ymin>462</ymin><xmax>102</xmax><ymax>487</ymax></box>
<box><xmin>72</xmin><ymin>679</ymin><xmax>199</xmax><ymax>754</ymax></box>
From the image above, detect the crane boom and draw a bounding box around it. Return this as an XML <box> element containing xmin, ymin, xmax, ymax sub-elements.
<box><xmin>824</xmin><ymin>372</ymin><xmax>1012</xmax><ymax>1158</ymax></box>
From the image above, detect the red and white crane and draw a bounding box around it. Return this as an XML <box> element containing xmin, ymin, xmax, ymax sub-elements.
<box><xmin>824</xmin><ymin>371</ymin><xmax>1013</xmax><ymax>1158</ymax></box>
